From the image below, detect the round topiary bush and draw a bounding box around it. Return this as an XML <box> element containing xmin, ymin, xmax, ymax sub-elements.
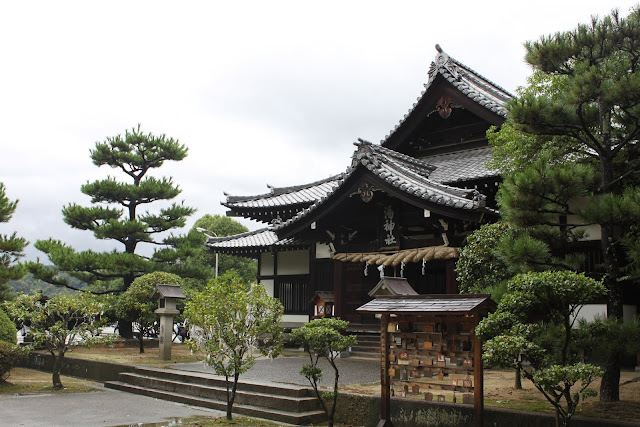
<box><xmin>0</xmin><ymin>308</ymin><xmax>16</xmax><ymax>345</ymax></box>
<box><xmin>0</xmin><ymin>341</ymin><xmax>26</xmax><ymax>381</ymax></box>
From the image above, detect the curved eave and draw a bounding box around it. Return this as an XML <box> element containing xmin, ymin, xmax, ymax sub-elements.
<box><xmin>276</xmin><ymin>166</ymin><xmax>487</xmax><ymax>239</ymax></box>
<box><xmin>205</xmin><ymin>228</ymin><xmax>310</xmax><ymax>256</ymax></box>
<box><xmin>224</xmin><ymin>202</ymin><xmax>312</xmax><ymax>223</ymax></box>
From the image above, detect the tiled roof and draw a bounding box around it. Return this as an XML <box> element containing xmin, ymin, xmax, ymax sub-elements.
<box><xmin>223</xmin><ymin>175</ymin><xmax>342</xmax><ymax>210</ymax></box>
<box><xmin>274</xmin><ymin>141</ymin><xmax>486</xmax><ymax>231</ymax></box>
<box><xmin>423</xmin><ymin>147</ymin><xmax>498</xmax><ymax>184</ymax></box>
<box><xmin>382</xmin><ymin>45</ymin><xmax>512</xmax><ymax>145</ymax></box>
<box><xmin>205</xmin><ymin>228</ymin><xmax>308</xmax><ymax>253</ymax></box>
<box><xmin>356</xmin><ymin>294</ymin><xmax>494</xmax><ymax>315</ymax></box>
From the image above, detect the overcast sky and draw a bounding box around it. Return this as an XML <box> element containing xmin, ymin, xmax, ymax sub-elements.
<box><xmin>0</xmin><ymin>0</ymin><xmax>636</xmax><ymax>262</ymax></box>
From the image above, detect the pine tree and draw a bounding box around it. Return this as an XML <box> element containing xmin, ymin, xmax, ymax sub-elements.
<box><xmin>496</xmin><ymin>7</ymin><xmax>640</xmax><ymax>401</ymax></box>
<box><xmin>0</xmin><ymin>182</ymin><xmax>27</xmax><ymax>301</ymax></box>
<box><xmin>30</xmin><ymin>125</ymin><xmax>197</xmax><ymax>336</ymax></box>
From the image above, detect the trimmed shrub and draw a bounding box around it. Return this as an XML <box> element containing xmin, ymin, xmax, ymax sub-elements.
<box><xmin>0</xmin><ymin>308</ymin><xmax>16</xmax><ymax>344</ymax></box>
<box><xmin>0</xmin><ymin>341</ymin><xmax>26</xmax><ymax>381</ymax></box>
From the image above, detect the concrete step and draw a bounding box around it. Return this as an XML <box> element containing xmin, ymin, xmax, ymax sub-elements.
<box><xmin>105</xmin><ymin>381</ymin><xmax>326</xmax><ymax>425</ymax></box>
<box><xmin>117</xmin><ymin>372</ymin><xmax>320</xmax><ymax>413</ymax></box>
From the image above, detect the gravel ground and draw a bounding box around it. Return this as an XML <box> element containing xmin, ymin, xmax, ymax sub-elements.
<box><xmin>175</xmin><ymin>354</ymin><xmax>380</xmax><ymax>387</ymax></box>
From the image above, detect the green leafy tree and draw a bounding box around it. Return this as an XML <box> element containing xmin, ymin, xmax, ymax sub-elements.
<box><xmin>0</xmin><ymin>341</ymin><xmax>27</xmax><ymax>383</ymax></box>
<box><xmin>29</xmin><ymin>126</ymin><xmax>199</xmax><ymax>337</ymax></box>
<box><xmin>4</xmin><ymin>292</ymin><xmax>111</xmax><ymax>388</ymax></box>
<box><xmin>184</xmin><ymin>271</ymin><xmax>284</xmax><ymax>420</ymax></box>
<box><xmin>489</xmin><ymin>7</ymin><xmax>640</xmax><ymax>401</ymax></box>
<box><xmin>0</xmin><ymin>307</ymin><xmax>16</xmax><ymax>344</ymax></box>
<box><xmin>291</xmin><ymin>317</ymin><xmax>357</xmax><ymax>427</ymax></box>
<box><xmin>191</xmin><ymin>214</ymin><xmax>258</xmax><ymax>285</ymax></box>
<box><xmin>456</xmin><ymin>222</ymin><xmax>522</xmax><ymax>387</ymax></box>
<box><xmin>0</xmin><ymin>183</ymin><xmax>27</xmax><ymax>302</ymax></box>
<box><xmin>115</xmin><ymin>272</ymin><xmax>181</xmax><ymax>353</ymax></box>
<box><xmin>456</xmin><ymin>222</ymin><xmax>515</xmax><ymax>298</ymax></box>
<box><xmin>477</xmin><ymin>271</ymin><xmax>607</xmax><ymax>427</ymax></box>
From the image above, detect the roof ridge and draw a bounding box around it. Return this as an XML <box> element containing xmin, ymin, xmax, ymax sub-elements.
<box><xmin>381</xmin><ymin>44</ymin><xmax>511</xmax><ymax>145</ymax></box>
<box><xmin>447</xmin><ymin>57</ymin><xmax>513</xmax><ymax>100</ymax></box>
<box><xmin>356</xmin><ymin>139</ymin><xmax>436</xmax><ymax>175</ymax></box>
<box><xmin>269</xmin><ymin>173</ymin><xmax>344</xmax><ymax>195</ymax></box>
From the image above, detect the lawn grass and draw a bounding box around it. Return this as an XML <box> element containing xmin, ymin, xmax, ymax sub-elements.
<box><xmin>0</xmin><ymin>367</ymin><xmax>101</xmax><ymax>395</ymax></box>
<box><xmin>65</xmin><ymin>340</ymin><xmax>201</xmax><ymax>367</ymax></box>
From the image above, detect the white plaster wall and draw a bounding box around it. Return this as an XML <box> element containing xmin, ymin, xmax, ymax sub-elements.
<box><xmin>575</xmin><ymin>304</ymin><xmax>638</xmax><ymax>323</ymax></box>
<box><xmin>283</xmin><ymin>314</ymin><xmax>309</xmax><ymax>324</ymax></box>
<box><xmin>315</xmin><ymin>243</ymin><xmax>332</xmax><ymax>259</ymax></box>
<box><xmin>568</xmin><ymin>198</ymin><xmax>601</xmax><ymax>240</ymax></box>
<box><xmin>260</xmin><ymin>252</ymin><xmax>275</xmax><ymax>276</ymax></box>
<box><xmin>277</xmin><ymin>250</ymin><xmax>309</xmax><ymax>275</ymax></box>
<box><xmin>260</xmin><ymin>279</ymin><xmax>274</xmax><ymax>298</ymax></box>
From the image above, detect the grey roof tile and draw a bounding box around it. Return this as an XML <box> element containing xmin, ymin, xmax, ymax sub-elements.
<box><xmin>273</xmin><ymin>141</ymin><xmax>486</xmax><ymax>231</ymax></box>
<box><xmin>356</xmin><ymin>295</ymin><xmax>493</xmax><ymax>314</ymax></box>
<box><xmin>422</xmin><ymin>147</ymin><xmax>498</xmax><ymax>184</ymax></box>
<box><xmin>223</xmin><ymin>175</ymin><xmax>343</xmax><ymax>210</ymax></box>
<box><xmin>205</xmin><ymin>228</ymin><xmax>307</xmax><ymax>251</ymax></box>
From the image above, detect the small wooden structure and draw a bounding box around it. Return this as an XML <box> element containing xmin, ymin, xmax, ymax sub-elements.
<box><xmin>368</xmin><ymin>277</ymin><xmax>419</xmax><ymax>298</ymax></box>
<box><xmin>152</xmin><ymin>284</ymin><xmax>186</xmax><ymax>360</ymax></box>
<box><xmin>357</xmin><ymin>294</ymin><xmax>495</xmax><ymax>427</ymax></box>
<box><xmin>310</xmin><ymin>291</ymin><xmax>334</xmax><ymax>318</ymax></box>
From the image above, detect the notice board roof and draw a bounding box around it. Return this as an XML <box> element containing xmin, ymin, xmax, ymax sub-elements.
<box><xmin>356</xmin><ymin>294</ymin><xmax>495</xmax><ymax>316</ymax></box>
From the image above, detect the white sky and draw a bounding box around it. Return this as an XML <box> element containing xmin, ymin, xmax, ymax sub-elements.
<box><xmin>0</xmin><ymin>0</ymin><xmax>636</xmax><ymax>262</ymax></box>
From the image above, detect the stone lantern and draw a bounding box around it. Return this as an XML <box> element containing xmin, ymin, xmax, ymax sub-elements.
<box><xmin>152</xmin><ymin>284</ymin><xmax>186</xmax><ymax>360</ymax></box>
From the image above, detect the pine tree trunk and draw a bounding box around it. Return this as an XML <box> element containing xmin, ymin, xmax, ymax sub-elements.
<box><xmin>600</xmin><ymin>220</ymin><xmax>623</xmax><ymax>401</ymax></box>
<box><xmin>599</xmin><ymin>156</ymin><xmax>623</xmax><ymax>402</ymax></box>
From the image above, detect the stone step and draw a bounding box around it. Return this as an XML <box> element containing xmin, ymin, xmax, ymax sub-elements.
<box><xmin>349</xmin><ymin>351</ymin><xmax>379</xmax><ymax>360</ymax></box>
<box><xmin>349</xmin><ymin>345</ymin><xmax>380</xmax><ymax>356</ymax></box>
<box><xmin>105</xmin><ymin>381</ymin><xmax>326</xmax><ymax>425</ymax></box>
<box><xmin>117</xmin><ymin>372</ymin><xmax>320</xmax><ymax>413</ymax></box>
<box><xmin>355</xmin><ymin>335</ymin><xmax>380</xmax><ymax>343</ymax></box>
<box><xmin>129</xmin><ymin>366</ymin><xmax>310</xmax><ymax>398</ymax></box>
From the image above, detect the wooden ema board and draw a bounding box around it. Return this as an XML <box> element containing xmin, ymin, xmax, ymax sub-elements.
<box><xmin>386</xmin><ymin>315</ymin><xmax>481</xmax><ymax>411</ymax></box>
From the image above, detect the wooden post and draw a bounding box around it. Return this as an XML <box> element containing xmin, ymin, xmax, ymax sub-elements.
<box><xmin>378</xmin><ymin>313</ymin><xmax>394</xmax><ymax>427</ymax></box>
<box><xmin>473</xmin><ymin>324</ymin><xmax>484</xmax><ymax>427</ymax></box>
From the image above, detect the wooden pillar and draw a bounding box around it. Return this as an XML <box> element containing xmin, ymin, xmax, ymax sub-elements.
<box><xmin>445</xmin><ymin>260</ymin><xmax>459</xmax><ymax>294</ymax></box>
<box><xmin>473</xmin><ymin>325</ymin><xmax>484</xmax><ymax>427</ymax></box>
<box><xmin>333</xmin><ymin>260</ymin><xmax>344</xmax><ymax>318</ymax></box>
<box><xmin>378</xmin><ymin>313</ymin><xmax>394</xmax><ymax>427</ymax></box>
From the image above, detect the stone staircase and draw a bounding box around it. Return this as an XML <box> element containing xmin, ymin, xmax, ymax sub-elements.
<box><xmin>349</xmin><ymin>333</ymin><xmax>380</xmax><ymax>360</ymax></box>
<box><xmin>104</xmin><ymin>366</ymin><xmax>326</xmax><ymax>425</ymax></box>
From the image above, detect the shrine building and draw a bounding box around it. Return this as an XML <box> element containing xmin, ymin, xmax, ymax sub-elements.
<box><xmin>208</xmin><ymin>45</ymin><xmax>510</xmax><ymax>326</ymax></box>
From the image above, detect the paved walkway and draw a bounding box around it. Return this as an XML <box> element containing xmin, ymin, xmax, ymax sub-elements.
<box><xmin>175</xmin><ymin>354</ymin><xmax>380</xmax><ymax>387</ymax></box>
<box><xmin>2</xmin><ymin>352</ymin><xmax>379</xmax><ymax>426</ymax></box>
<box><xmin>0</xmin><ymin>384</ymin><xmax>224</xmax><ymax>427</ymax></box>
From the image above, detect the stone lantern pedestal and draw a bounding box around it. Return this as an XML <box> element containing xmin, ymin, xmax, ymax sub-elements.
<box><xmin>152</xmin><ymin>284</ymin><xmax>186</xmax><ymax>360</ymax></box>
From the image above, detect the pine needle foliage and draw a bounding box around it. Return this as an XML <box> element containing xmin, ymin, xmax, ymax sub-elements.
<box><xmin>29</xmin><ymin>125</ymin><xmax>200</xmax><ymax>295</ymax></box>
